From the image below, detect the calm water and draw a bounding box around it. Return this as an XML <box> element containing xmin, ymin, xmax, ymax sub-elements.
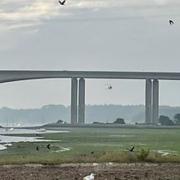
<box><xmin>0</xmin><ymin>128</ymin><xmax>69</xmax><ymax>150</ymax></box>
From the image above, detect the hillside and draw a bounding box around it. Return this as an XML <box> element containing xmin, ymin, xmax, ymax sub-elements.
<box><xmin>0</xmin><ymin>104</ymin><xmax>180</xmax><ymax>126</ymax></box>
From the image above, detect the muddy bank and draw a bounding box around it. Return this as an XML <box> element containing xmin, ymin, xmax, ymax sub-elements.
<box><xmin>0</xmin><ymin>163</ymin><xmax>180</xmax><ymax>180</ymax></box>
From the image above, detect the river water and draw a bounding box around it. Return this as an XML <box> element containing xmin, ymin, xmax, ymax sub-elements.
<box><xmin>0</xmin><ymin>128</ymin><xmax>69</xmax><ymax>150</ymax></box>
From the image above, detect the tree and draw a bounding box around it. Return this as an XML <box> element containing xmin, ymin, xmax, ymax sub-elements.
<box><xmin>159</xmin><ymin>115</ymin><xmax>174</xmax><ymax>126</ymax></box>
<box><xmin>93</xmin><ymin>122</ymin><xmax>104</xmax><ymax>124</ymax></box>
<box><xmin>113</xmin><ymin>118</ymin><xmax>125</xmax><ymax>124</ymax></box>
<box><xmin>174</xmin><ymin>113</ymin><xmax>180</xmax><ymax>125</ymax></box>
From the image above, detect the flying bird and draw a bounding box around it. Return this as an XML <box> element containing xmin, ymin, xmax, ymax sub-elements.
<box><xmin>105</xmin><ymin>83</ymin><xmax>112</xmax><ymax>90</ymax></box>
<box><xmin>169</xmin><ymin>20</ymin><xmax>174</xmax><ymax>25</ymax></box>
<box><xmin>58</xmin><ymin>0</ymin><xmax>66</xmax><ymax>5</ymax></box>
<box><xmin>108</xmin><ymin>85</ymin><xmax>112</xmax><ymax>90</ymax></box>
<box><xmin>129</xmin><ymin>146</ymin><xmax>135</xmax><ymax>152</ymax></box>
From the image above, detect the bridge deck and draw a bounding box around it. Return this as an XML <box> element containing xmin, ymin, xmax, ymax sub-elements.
<box><xmin>0</xmin><ymin>70</ymin><xmax>180</xmax><ymax>83</ymax></box>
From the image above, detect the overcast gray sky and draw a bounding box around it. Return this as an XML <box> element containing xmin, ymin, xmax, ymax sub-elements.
<box><xmin>0</xmin><ymin>0</ymin><xmax>180</xmax><ymax>108</ymax></box>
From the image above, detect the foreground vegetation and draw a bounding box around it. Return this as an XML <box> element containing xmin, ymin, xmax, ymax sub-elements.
<box><xmin>0</xmin><ymin>127</ymin><xmax>180</xmax><ymax>164</ymax></box>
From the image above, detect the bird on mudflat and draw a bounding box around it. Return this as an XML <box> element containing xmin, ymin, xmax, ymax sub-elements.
<box><xmin>36</xmin><ymin>146</ymin><xmax>39</xmax><ymax>151</ymax></box>
<box><xmin>83</xmin><ymin>173</ymin><xmax>95</xmax><ymax>180</ymax></box>
<box><xmin>47</xmin><ymin>144</ymin><xmax>51</xmax><ymax>150</ymax></box>
<box><xmin>129</xmin><ymin>146</ymin><xmax>135</xmax><ymax>152</ymax></box>
<box><xmin>58</xmin><ymin>0</ymin><xmax>66</xmax><ymax>5</ymax></box>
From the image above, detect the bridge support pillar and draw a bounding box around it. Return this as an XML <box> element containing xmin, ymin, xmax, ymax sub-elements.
<box><xmin>78</xmin><ymin>78</ymin><xmax>85</xmax><ymax>124</ymax></box>
<box><xmin>145</xmin><ymin>79</ymin><xmax>152</xmax><ymax>124</ymax></box>
<box><xmin>152</xmin><ymin>79</ymin><xmax>159</xmax><ymax>124</ymax></box>
<box><xmin>71</xmin><ymin>78</ymin><xmax>78</xmax><ymax>125</ymax></box>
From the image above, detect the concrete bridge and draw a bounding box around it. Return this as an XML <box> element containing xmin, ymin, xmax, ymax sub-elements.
<box><xmin>0</xmin><ymin>70</ymin><xmax>180</xmax><ymax>125</ymax></box>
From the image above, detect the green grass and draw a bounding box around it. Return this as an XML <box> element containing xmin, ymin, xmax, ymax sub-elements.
<box><xmin>0</xmin><ymin>127</ymin><xmax>180</xmax><ymax>164</ymax></box>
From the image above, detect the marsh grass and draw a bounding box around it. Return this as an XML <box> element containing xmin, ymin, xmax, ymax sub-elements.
<box><xmin>137</xmin><ymin>148</ymin><xmax>150</xmax><ymax>161</ymax></box>
<box><xmin>0</xmin><ymin>127</ymin><xmax>180</xmax><ymax>164</ymax></box>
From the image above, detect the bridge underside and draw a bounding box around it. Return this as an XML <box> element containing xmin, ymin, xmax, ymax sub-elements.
<box><xmin>0</xmin><ymin>70</ymin><xmax>177</xmax><ymax>125</ymax></box>
<box><xmin>0</xmin><ymin>70</ymin><xmax>180</xmax><ymax>83</ymax></box>
<box><xmin>71</xmin><ymin>78</ymin><xmax>159</xmax><ymax>125</ymax></box>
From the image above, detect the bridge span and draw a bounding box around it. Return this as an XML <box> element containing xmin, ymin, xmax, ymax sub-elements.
<box><xmin>0</xmin><ymin>70</ymin><xmax>180</xmax><ymax>125</ymax></box>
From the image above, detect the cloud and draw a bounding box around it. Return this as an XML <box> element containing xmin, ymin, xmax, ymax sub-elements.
<box><xmin>0</xmin><ymin>1</ymin><xmax>61</xmax><ymax>31</ymax></box>
<box><xmin>69</xmin><ymin>0</ymin><xmax>180</xmax><ymax>8</ymax></box>
<box><xmin>0</xmin><ymin>0</ymin><xmax>180</xmax><ymax>31</ymax></box>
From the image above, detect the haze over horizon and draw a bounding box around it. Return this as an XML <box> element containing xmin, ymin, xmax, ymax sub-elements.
<box><xmin>1</xmin><ymin>104</ymin><xmax>180</xmax><ymax>126</ymax></box>
<box><xmin>0</xmin><ymin>0</ymin><xmax>180</xmax><ymax>108</ymax></box>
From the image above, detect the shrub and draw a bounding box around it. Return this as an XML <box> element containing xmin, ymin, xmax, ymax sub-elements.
<box><xmin>113</xmin><ymin>118</ymin><xmax>125</xmax><ymax>124</ymax></box>
<box><xmin>159</xmin><ymin>115</ymin><xmax>174</xmax><ymax>126</ymax></box>
<box><xmin>174</xmin><ymin>113</ymin><xmax>180</xmax><ymax>125</ymax></box>
<box><xmin>137</xmin><ymin>148</ymin><xmax>150</xmax><ymax>161</ymax></box>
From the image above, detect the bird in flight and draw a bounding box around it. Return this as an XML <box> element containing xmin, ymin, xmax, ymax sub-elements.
<box><xmin>58</xmin><ymin>0</ymin><xmax>66</xmax><ymax>5</ymax></box>
<box><xmin>105</xmin><ymin>83</ymin><xmax>112</xmax><ymax>90</ymax></box>
<box><xmin>108</xmin><ymin>85</ymin><xmax>112</xmax><ymax>90</ymax></box>
<box><xmin>169</xmin><ymin>20</ymin><xmax>174</xmax><ymax>25</ymax></box>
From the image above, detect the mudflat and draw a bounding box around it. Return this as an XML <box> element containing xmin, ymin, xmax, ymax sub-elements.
<box><xmin>0</xmin><ymin>163</ymin><xmax>180</xmax><ymax>180</ymax></box>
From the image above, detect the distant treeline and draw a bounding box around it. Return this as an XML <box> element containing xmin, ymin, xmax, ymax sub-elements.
<box><xmin>0</xmin><ymin>104</ymin><xmax>180</xmax><ymax>126</ymax></box>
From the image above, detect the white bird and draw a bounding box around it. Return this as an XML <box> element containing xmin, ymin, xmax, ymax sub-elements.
<box><xmin>83</xmin><ymin>173</ymin><xmax>95</xmax><ymax>180</ymax></box>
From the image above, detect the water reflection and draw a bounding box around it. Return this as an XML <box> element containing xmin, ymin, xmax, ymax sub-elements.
<box><xmin>0</xmin><ymin>128</ymin><xmax>69</xmax><ymax>135</ymax></box>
